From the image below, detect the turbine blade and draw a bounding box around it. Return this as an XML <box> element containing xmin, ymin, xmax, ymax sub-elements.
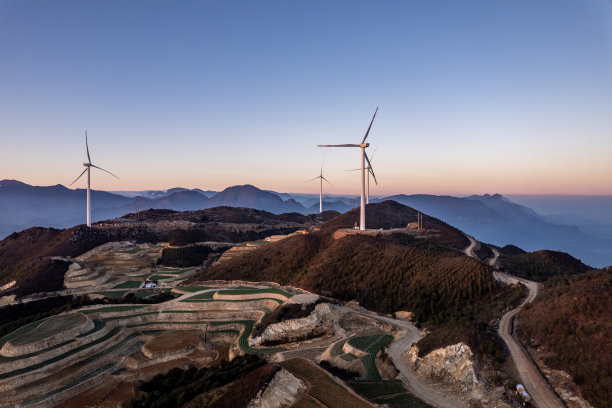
<box><xmin>304</xmin><ymin>176</ymin><xmax>320</xmax><ymax>183</ymax></box>
<box><xmin>69</xmin><ymin>168</ymin><xmax>88</xmax><ymax>186</ymax></box>
<box><xmin>322</xmin><ymin>176</ymin><xmax>336</xmax><ymax>190</ymax></box>
<box><xmin>317</xmin><ymin>144</ymin><xmax>361</xmax><ymax>147</ymax></box>
<box><xmin>364</xmin><ymin>153</ymin><xmax>378</xmax><ymax>185</ymax></box>
<box><xmin>344</xmin><ymin>168</ymin><xmax>361</xmax><ymax>171</ymax></box>
<box><xmin>361</xmin><ymin>107</ymin><xmax>378</xmax><ymax>144</ymax></box>
<box><xmin>370</xmin><ymin>146</ymin><xmax>378</xmax><ymax>162</ymax></box>
<box><xmin>91</xmin><ymin>164</ymin><xmax>119</xmax><ymax>179</ymax></box>
<box><xmin>369</xmin><ymin>167</ymin><xmax>378</xmax><ymax>186</ymax></box>
<box><xmin>85</xmin><ymin>131</ymin><xmax>91</xmax><ymax>163</ymax></box>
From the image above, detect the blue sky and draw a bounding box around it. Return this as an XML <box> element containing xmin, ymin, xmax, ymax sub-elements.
<box><xmin>1</xmin><ymin>0</ymin><xmax>611</xmax><ymax>195</ymax></box>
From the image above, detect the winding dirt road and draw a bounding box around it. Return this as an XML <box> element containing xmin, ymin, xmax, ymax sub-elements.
<box><xmin>464</xmin><ymin>235</ymin><xmax>477</xmax><ymax>258</ymax></box>
<box><xmin>489</xmin><ymin>247</ymin><xmax>499</xmax><ymax>267</ymax></box>
<box><xmin>361</xmin><ymin>312</ymin><xmax>467</xmax><ymax>408</ymax></box>
<box><xmin>496</xmin><ymin>274</ymin><xmax>564</xmax><ymax>408</ymax></box>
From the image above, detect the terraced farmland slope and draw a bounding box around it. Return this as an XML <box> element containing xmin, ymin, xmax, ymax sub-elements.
<box><xmin>279</xmin><ymin>358</ymin><xmax>374</xmax><ymax>408</ymax></box>
<box><xmin>0</xmin><ymin>283</ymin><xmax>295</xmax><ymax>407</ymax></box>
<box><xmin>0</xmin><ymin>206</ymin><xmax>332</xmax><ymax>299</ymax></box>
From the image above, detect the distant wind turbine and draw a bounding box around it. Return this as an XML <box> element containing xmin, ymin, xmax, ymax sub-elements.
<box><xmin>69</xmin><ymin>131</ymin><xmax>119</xmax><ymax>227</ymax></box>
<box><xmin>318</xmin><ymin>107</ymin><xmax>378</xmax><ymax>230</ymax></box>
<box><xmin>305</xmin><ymin>161</ymin><xmax>331</xmax><ymax>213</ymax></box>
<box><xmin>346</xmin><ymin>147</ymin><xmax>378</xmax><ymax>204</ymax></box>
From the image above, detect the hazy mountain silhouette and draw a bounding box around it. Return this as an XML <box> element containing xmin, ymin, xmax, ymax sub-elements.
<box><xmin>383</xmin><ymin>193</ymin><xmax>612</xmax><ymax>267</ymax></box>
<box><xmin>1</xmin><ymin>180</ymin><xmax>611</xmax><ymax>267</ymax></box>
<box><xmin>207</xmin><ymin>185</ymin><xmax>307</xmax><ymax>214</ymax></box>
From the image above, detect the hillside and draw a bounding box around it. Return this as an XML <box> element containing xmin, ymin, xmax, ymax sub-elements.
<box><xmin>382</xmin><ymin>193</ymin><xmax>612</xmax><ymax>267</ymax></box>
<box><xmin>194</xmin><ymin>201</ymin><xmax>525</xmax><ymax>362</ymax></box>
<box><xmin>3</xmin><ymin>180</ymin><xmax>612</xmax><ymax>267</ymax></box>
<box><xmin>516</xmin><ymin>269</ymin><xmax>611</xmax><ymax>407</ymax></box>
<box><xmin>0</xmin><ymin>207</ymin><xmax>332</xmax><ymax>298</ymax></box>
<box><xmin>498</xmin><ymin>248</ymin><xmax>592</xmax><ymax>281</ymax></box>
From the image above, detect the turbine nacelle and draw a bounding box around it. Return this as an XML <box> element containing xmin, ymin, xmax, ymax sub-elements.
<box><xmin>360</xmin><ymin>143</ymin><xmax>369</xmax><ymax>148</ymax></box>
<box><xmin>83</xmin><ymin>163</ymin><xmax>90</xmax><ymax>167</ymax></box>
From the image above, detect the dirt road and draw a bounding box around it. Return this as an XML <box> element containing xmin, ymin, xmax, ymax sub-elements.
<box><xmin>464</xmin><ymin>235</ymin><xmax>477</xmax><ymax>258</ymax></box>
<box><xmin>488</xmin><ymin>247</ymin><xmax>499</xmax><ymax>267</ymax></box>
<box><xmin>496</xmin><ymin>272</ymin><xmax>564</xmax><ymax>408</ymax></box>
<box><xmin>362</xmin><ymin>311</ymin><xmax>467</xmax><ymax>408</ymax></box>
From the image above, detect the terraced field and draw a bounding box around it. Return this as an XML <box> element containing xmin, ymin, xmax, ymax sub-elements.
<box><xmin>349</xmin><ymin>380</ymin><xmax>431</xmax><ymax>408</ymax></box>
<box><xmin>0</xmin><ymin>282</ymin><xmax>296</xmax><ymax>407</ymax></box>
<box><xmin>328</xmin><ymin>334</ymin><xmax>394</xmax><ymax>380</ymax></box>
<box><xmin>279</xmin><ymin>358</ymin><xmax>375</xmax><ymax>408</ymax></box>
<box><xmin>0</xmin><ymin>237</ymin><xmax>412</xmax><ymax>408</ymax></box>
<box><xmin>111</xmin><ymin>281</ymin><xmax>142</xmax><ymax>289</ymax></box>
<box><xmin>64</xmin><ymin>243</ymin><xmax>164</xmax><ymax>290</ymax></box>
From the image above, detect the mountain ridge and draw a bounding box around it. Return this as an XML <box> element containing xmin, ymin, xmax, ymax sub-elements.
<box><xmin>1</xmin><ymin>179</ymin><xmax>611</xmax><ymax>267</ymax></box>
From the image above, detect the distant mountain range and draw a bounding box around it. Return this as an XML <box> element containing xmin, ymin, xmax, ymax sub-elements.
<box><xmin>1</xmin><ymin>179</ymin><xmax>611</xmax><ymax>267</ymax></box>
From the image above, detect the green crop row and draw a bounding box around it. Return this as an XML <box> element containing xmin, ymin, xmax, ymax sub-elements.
<box><xmin>180</xmin><ymin>297</ymin><xmax>284</xmax><ymax>304</ymax></box>
<box><xmin>340</xmin><ymin>353</ymin><xmax>358</xmax><ymax>362</ymax></box>
<box><xmin>175</xmin><ymin>286</ymin><xmax>215</xmax><ymax>292</ymax></box>
<box><xmin>132</xmin><ymin>291</ymin><xmax>156</xmax><ymax>299</ymax></box>
<box><xmin>348</xmin><ymin>381</ymin><xmax>431</xmax><ymax>408</ymax></box>
<box><xmin>208</xmin><ymin>329</ymin><xmax>240</xmax><ymax>334</ymax></box>
<box><xmin>184</xmin><ymin>291</ymin><xmax>217</xmax><ymax>300</ymax></box>
<box><xmin>111</xmin><ymin>281</ymin><xmax>143</xmax><ymax>289</ymax></box>
<box><xmin>348</xmin><ymin>334</ymin><xmax>384</xmax><ymax>352</ymax></box>
<box><xmin>77</xmin><ymin>320</ymin><xmax>107</xmax><ymax>337</ymax></box>
<box><xmin>364</xmin><ymin>334</ymin><xmax>393</xmax><ymax>354</ymax></box>
<box><xmin>330</xmin><ymin>340</ymin><xmax>346</xmax><ymax>356</ymax></box>
<box><xmin>217</xmin><ymin>287</ymin><xmax>293</xmax><ymax>298</ymax></box>
<box><xmin>360</xmin><ymin>353</ymin><xmax>381</xmax><ymax>380</ymax></box>
<box><xmin>348</xmin><ymin>380</ymin><xmax>406</xmax><ymax>399</ymax></box>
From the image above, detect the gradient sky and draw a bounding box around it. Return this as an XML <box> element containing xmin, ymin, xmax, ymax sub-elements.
<box><xmin>1</xmin><ymin>0</ymin><xmax>611</xmax><ymax>196</ymax></box>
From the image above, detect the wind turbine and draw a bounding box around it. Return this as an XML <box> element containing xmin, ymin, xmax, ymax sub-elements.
<box><xmin>318</xmin><ymin>107</ymin><xmax>378</xmax><ymax>230</ymax></box>
<box><xmin>305</xmin><ymin>161</ymin><xmax>331</xmax><ymax>213</ymax></box>
<box><xmin>346</xmin><ymin>147</ymin><xmax>378</xmax><ymax>204</ymax></box>
<box><xmin>69</xmin><ymin>131</ymin><xmax>119</xmax><ymax>227</ymax></box>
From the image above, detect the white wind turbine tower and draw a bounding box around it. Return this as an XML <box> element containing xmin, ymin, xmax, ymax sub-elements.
<box><xmin>69</xmin><ymin>131</ymin><xmax>119</xmax><ymax>227</ymax></box>
<box><xmin>318</xmin><ymin>107</ymin><xmax>378</xmax><ymax>230</ymax></box>
<box><xmin>305</xmin><ymin>161</ymin><xmax>331</xmax><ymax>213</ymax></box>
<box><xmin>347</xmin><ymin>147</ymin><xmax>378</xmax><ymax>204</ymax></box>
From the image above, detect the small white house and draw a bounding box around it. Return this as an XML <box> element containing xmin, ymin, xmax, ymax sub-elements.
<box><xmin>141</xmin><ymin>282</ymin><xmax>157</xmax><ymax>289</ymax></box>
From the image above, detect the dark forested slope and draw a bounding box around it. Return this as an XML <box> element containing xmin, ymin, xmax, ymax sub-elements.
<box><xmin>516</xmin><ymin>269</ymin><xmax>611</xmax><ymax>407</ymax></box>
<box><xmin>498</xmin><ymin>248</ymin><xmax>592</xmax><ymax>281</ymax></box>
